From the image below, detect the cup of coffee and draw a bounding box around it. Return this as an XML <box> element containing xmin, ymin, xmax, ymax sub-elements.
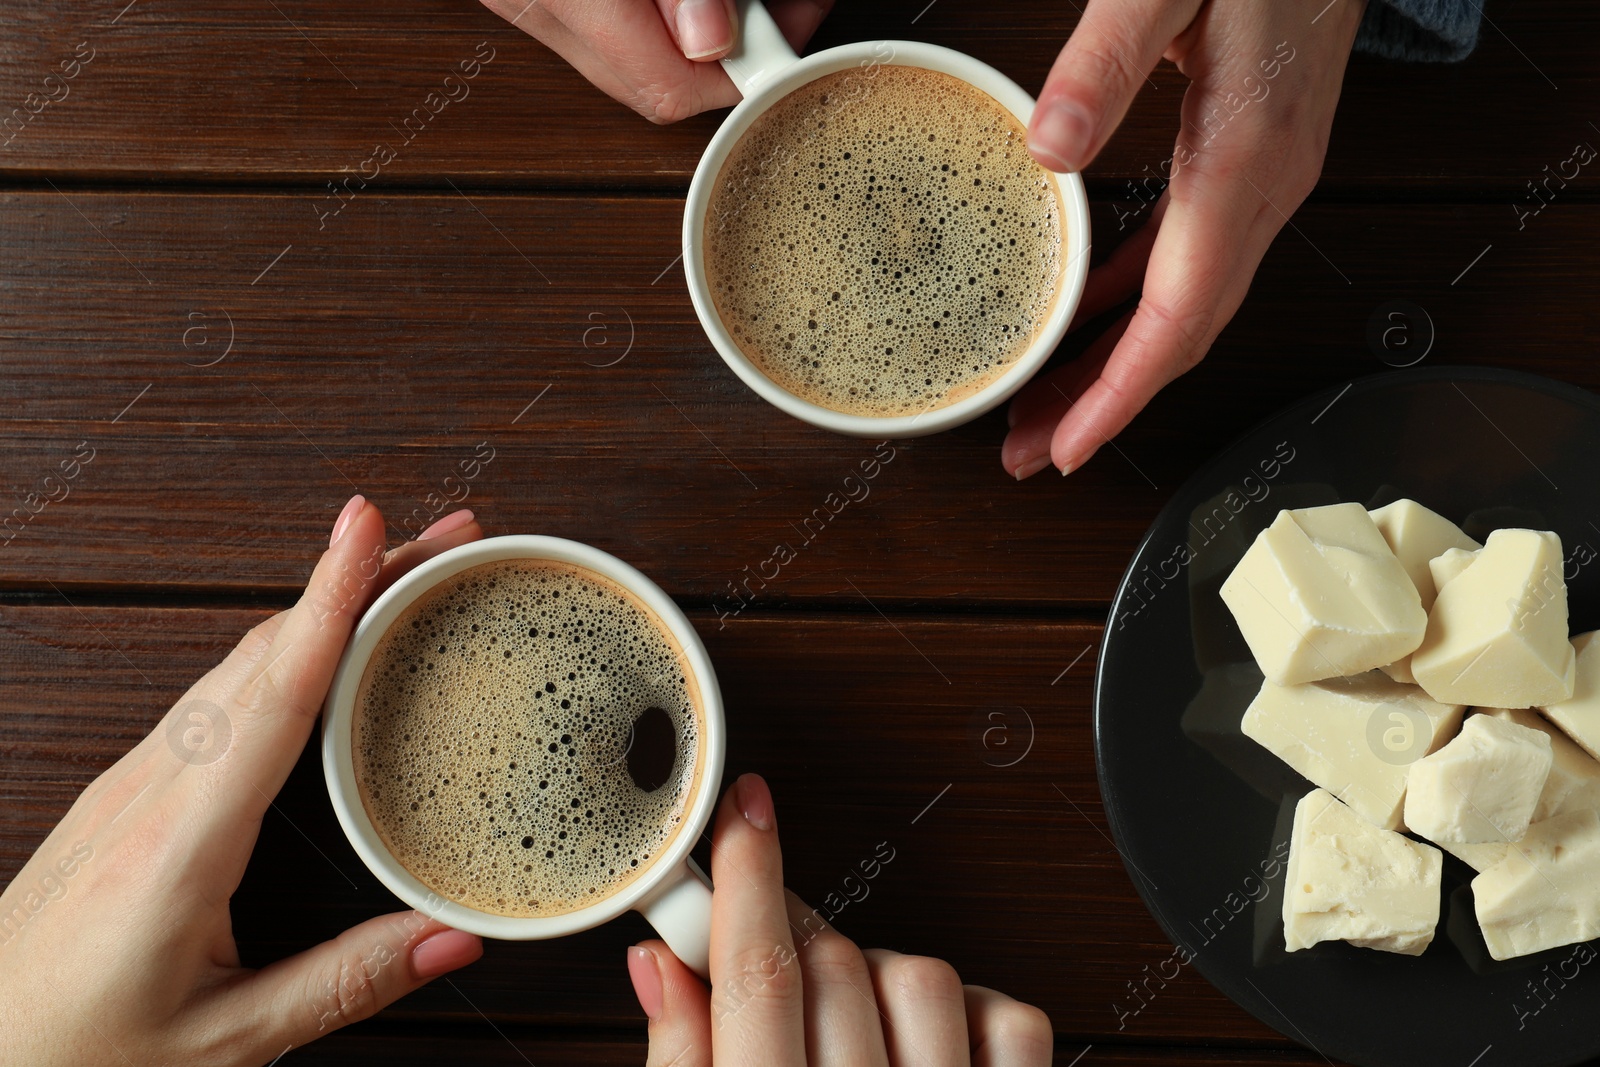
<box><xmin>322</xmin><ymin>536</ymin><xmax>723</xmax><ymax>976</ymax></box>
<box><xmin>682</xmin><ymin>0</ymin><xmax>1091</xmax><ymax>438</ymax></box>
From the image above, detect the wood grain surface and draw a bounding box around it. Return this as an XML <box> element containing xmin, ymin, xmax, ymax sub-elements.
<box><xmin>1</xmin><ymin>194</ymin><xmax>1596</xmax><ymax>611</ymax></box>
<box><xmin>273</xmin><ymin>1032</ymin><xmax>1345</xmax><ymax>1067</ymax></box>
<box><xmin>3</xmin><ymin>0</ymin><xmax>1596</xmax><ymax>1064</ymax></box>
<box><xmin>269</xmin><ymin>1031</ymin><xmax>1344</xmax><ymax>1067</ymax></box>
<box><xmin>0</xmin><ymin>0</ymin><xmax>1592</xmax><ymax>193</ymax></box>
<box><xmin>1</xmin><ymin>605</ymin><xmax>1275</xmax><ymax>1052</ymax></box>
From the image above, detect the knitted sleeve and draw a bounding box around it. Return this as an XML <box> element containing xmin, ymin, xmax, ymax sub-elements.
<box><xmin>1355</xmin><ymin>0</ymin><xmax>1483</xmax><ymax>62</ymax></box>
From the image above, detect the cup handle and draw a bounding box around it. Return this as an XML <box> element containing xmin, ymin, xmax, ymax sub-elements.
<box><xmin>720</xmin><ymin>0</ymin><xmax>800</xmax><ymax>98</ymax></box>
<box><xmin>636</xmin><ymin>856</ymin><xmax>714</xmax><ymax>979</ymax></box>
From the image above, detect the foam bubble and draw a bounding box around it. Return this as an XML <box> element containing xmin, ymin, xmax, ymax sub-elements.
<box><xmin>353</xmin><ymin>559</ymin><xmax>700</xmax><ymax>918</ymax></box>
<box><xmin>705</xmin><ymin>65</ymin><xmax>1064</xmax><ymax>418</ymax></box>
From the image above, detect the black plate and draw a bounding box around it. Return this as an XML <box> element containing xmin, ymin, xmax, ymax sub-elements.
<box><xmin>1095</xmin><ymin>366</ymin><xmax>1600</xmax><ymax>1067</ymax></box>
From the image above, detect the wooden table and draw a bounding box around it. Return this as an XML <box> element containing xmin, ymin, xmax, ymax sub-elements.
<box><xmin>2</xmin><ymin>2</ymin><xmax>1595</xmax><ymax>1063</ymax></box>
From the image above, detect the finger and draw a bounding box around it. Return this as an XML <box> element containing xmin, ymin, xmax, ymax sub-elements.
<box><xmin>1048</xmin><ymin>151</ymin><xmax>1282</xmax><ymax>475</ymax></box>
<box><xmin>1001</xmin><ymin>308</ymin><xmax>1131</xmax><ymax>479</ymax></box>
<box><xmin>963</xmin><ymin>986</ymin><xmax>1054</xmax><ymax>1067</ymax></box>
<box><xmin>479</xmin><ymin>0</ymin><xmax>555</xmax><ymax>34</ymax></box>
<box><xmin>184</xmin><ymin>496</ymin><xmax>389</xmax><ymax>818</ymax></box>
<box><xmin>1003</xmin><ymin>190</ymin><xmax>1168</xmax><ymax>444</ymax></box>
<box><xmin>369</xmin><ymin>508</ymin><xmax>484</xmax><ymax>601</ymax></box>
<box><xmin>164</xmin><ymin>503</ymin><xmax>483</xmax><ymax>891</ymax></box>
<box><xmin>1072</xmin><ymin>191</ymin><xmax>1169</xmax><ymax>332</ymax></box>
<box><xmin>863</xmin><ymin>949</ymin><xmax>971</xmax><ymax>1067</ymax></box>
<box><xmin>709</xmin><ymin>773</ymin><xmax>805</xmax><ymax>1065</ymax></box>
<box><xmin>655</xmin><ymin>0</ymin><xmax>739</xmax><ymax>61</ymax></box>
<box><xmin>1028</xmin><ymin>0</ymin><xmax>1201</xmax><ymax>172</ymax></box>
<box><xmin>631</xmin><ymin>940</ymin><xmax>714</xmax><ymax>1067</ymax></box>
<box><xmin>220</xmin><ymin>910</ymin><xmax>482</xmax><ymax>1055</ymax></box>
<box><xmin>541</xmin><ymin>0</ymin><xmax>741</xmax><ymax>122</ymax></box>
<box><xmin>163</xmin><ymin>508</ymin><xmax>479</xmax><ymax>736</ymax></box>
<box><xmin>767</xmin><ymin>0</ymin><xmax>837</xmax><ymax>48</ymax></box>
<box><xmin>785</xmin><ymin>890</ymin><xmax>890</xmax><ymax>1067</ymax></box>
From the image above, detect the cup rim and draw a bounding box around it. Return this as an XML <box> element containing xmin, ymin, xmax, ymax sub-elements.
<box><xmin>683</xmin><ymin>38</ymin><xmax>1092</xmax><ymax>438</ymax></box>
<box><xmin>320</xmin><ymin>534</ymin><xmax>726</xmax><ymax>940</ymax></box>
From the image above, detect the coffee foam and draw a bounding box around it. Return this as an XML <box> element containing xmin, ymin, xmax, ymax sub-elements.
<box><xmin>353</xmin><ymin>558</ymin><xmax>700</xmax><ymax>918</ymax></box>
<box><xmin>705</xmin><ymin>64</ymin><xmax>1064</xmax><ymax>418</ymax></box>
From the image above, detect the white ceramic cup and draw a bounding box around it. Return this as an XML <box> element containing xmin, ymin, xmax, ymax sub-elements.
<box><xmin>682</xmin><ymin>0</ymin><xmax>1092</xmax><ymax>438</ymax></box>
<box><xmin>322</xmin><ymin>535</ymin><xmax>724</xmax><ymax>977</ymax></box>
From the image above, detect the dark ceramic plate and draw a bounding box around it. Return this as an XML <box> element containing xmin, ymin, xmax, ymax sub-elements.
<box><xmin>1095</xmin><ymin>366</ymin><xmax>1600</xmax><ymax>1067</ymax></box>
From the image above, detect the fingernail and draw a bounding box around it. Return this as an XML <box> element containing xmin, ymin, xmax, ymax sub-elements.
<box><xmin>1014</xmin><ymin>455</ymin><xmax>1053</xmax><ymax>481</ymax></box>
<box><xmin>1029</xmin><ymin>98</ymin><xmax>1092</xmax><ymax>173</ymax></box>
<box><xmin>628</xmin><ymin>946</ymin><xmax>664</xmax><ymax>1021</ymax></box>
<box><xmin>330</xmin><ymin>494</ymin><xmax>365</xmax><ymax>548</ymax></box>
<box><xmin>735</xmin><ymin>772</ymin><xmax>774</xmax><ymax>831</ymax></box>
<box><xmin>677</xmin><ymin>0</ymin><xmax>731</xmax><ymax>59</ymax></box>
<box><xmin>411</xmin><ymin>928</ymin><xmax>482</xmax><ymax>979</ymax></box>
<box><xmin>1060</xmin><ymin>462</ymin><xmax>1075</xmax><ymax>477</ymax></box>
<box><xmin>418</xmin><ymin>509</ymin><xmax>475</xmax><ymax>542</ymax></box>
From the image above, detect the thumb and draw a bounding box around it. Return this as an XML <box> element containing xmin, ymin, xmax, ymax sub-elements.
<box><xmin>1029</xmin><ymin>0</ymin><xmax>1201</xmax><ymax>172</ymax></box>
<box><xmin>655</xmin><ymin>0</ymin><xmax>739</xmax><ymax>61</ymax></box>
<box><xmin>221</xmin><ymin>911</ymin><xmax>482</xmax><ymax>1055</ymax></box>
<box><xmin>630</xmin><ymin>940</ymin><xmax>712</xmax><ymax>1067</ymax></box>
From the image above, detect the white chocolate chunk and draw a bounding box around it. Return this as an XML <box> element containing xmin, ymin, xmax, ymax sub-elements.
<box><xmin>1485</xmin><ymin>707</ymin><xmax>1600</xmax><ymax>820</ymax></box>
<box><xmin>1437</xmin><ymin>838</ymin><xmax>1509</xmax><ymax>873</ymax></box>
<box><xmin>1404</xmin><ymin>714</ymin><xmax>1552</xmax><ymax>843</ymax></box>
<box><xmin>1371</xmin><ymin>502</ymin><xmax>1480</xmax><ymax>685</ymax></box>
<box><xmin>1241</xmin><ymin>671</ymin><xmax>1463</xmax><ymax>830</ymax></box>
<box><xmin>1540</xmin><ymin>632</ymin><xmax>1600</xmax><ymax>762</ymax></box>
<box><xmin>1370</xmin><ymin>500</ymin><xmax>1481</xmax><ymax>607</ymax></box>
<box><xmin>1410</xmin><ymin>529</ymin><xmax>1576</xmax><ymax>708</ymax></box>
<box><xmin>1433</xmin><ymin>698</ymin><xmax>1600</xmax><ymax>872</ymax></box>
<box><xmin>1473</xmin><ymin>808</ymin><xmax>1600</xmax><ymax>960</ymax></box>
<box><xmin>1284</xmin><ymin>788</ymin><xmax>1442</xmax><ymax>955</ymax></box>
<box><xmin>1381</xmin><ymin>659</ymin><xmax>1420</xmax><ymax>685</ymax></box>
<box><xmin>1221</xmin><ymin>504</ymin><xmax>1427</xmax><ymax>685</ymax></box>
<box><xmin>1429</xmin><ymin>547</ymin><xmax>1479</xmax><ymax>594</ymax></box>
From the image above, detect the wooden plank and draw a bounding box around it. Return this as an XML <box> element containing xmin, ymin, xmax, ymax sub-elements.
<box><xmin>279</xmin><ymin>1033</ymin><xmax>650</xmax><ymax>1067</ymax></box>
<box><xmin>0</xmin><ymin>0</ymin><xmax>1591</xmax><ymax>193</ymax></box>
<box><xmin>0</xmin><ymin>193</ymin><xmax>1596</xmax><ymax>604</ymax></box>
<box><xmin>278</xmin><ymin>1029</ymin><xmax>1345</xmax><ymax>1066</ymax></box>
<box><xmin>0</xmin><ymin>604</ymin><xmax>1294</xmax><ymax>1047</ymax></box>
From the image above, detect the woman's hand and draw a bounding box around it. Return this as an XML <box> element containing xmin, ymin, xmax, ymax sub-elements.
<box><xmin>628</xmin><ymin>773</ymin><xmax>1055</xmax><ymax>1065</ymax></box>
<box><xmin>0</xmin><ymin>498</ymin><xmax>487</xmax><ymax>1066</ymax></box>
<box><xmin>479</xmin><ymin>0</ymin><xmax>837</xmax><ymax>123</ymax></box>
<box><xmin>1005</xmin><ymin>0</ymin><xmax>1368</xmax><ymax>479</ymax></box>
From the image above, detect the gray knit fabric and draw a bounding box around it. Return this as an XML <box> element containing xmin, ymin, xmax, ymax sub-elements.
<box><xmin>1357</xmin><ymin>0</ymin><xmax>1483</xmax><ymax>62</ymax></box>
